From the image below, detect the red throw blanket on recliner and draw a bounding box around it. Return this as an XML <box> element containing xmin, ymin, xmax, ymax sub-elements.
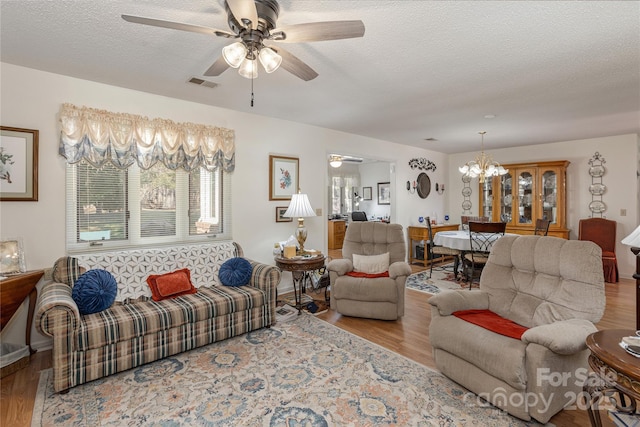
<box><xmin>453</xmin><ymin>309</ymin><xmax>529</xmax><ymax>340</ymax></box>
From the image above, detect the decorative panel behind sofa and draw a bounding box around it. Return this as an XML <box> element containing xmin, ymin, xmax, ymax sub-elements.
<box><xmin>73</xmin><ymin>242</ymin><xmax>240</xmax><ymax>301</ymax></box>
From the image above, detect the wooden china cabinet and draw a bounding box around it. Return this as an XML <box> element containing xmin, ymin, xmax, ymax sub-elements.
<box><xmin>479</xmin><ymin>160</ymin><xmax>570</xmax><ymax>239</ymax></box>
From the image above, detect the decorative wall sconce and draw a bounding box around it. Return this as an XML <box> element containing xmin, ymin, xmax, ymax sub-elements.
<box><xmin>406</xmin><ymin>180</ymin><xmax>417</xmax><ymax>194</ymax></box>
<box><xmin>435</xmin><ymin>183</ymin><xmax>445</xmax><ymax>195</ymax></box>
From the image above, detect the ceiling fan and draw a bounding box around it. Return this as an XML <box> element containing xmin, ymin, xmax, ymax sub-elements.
<box><xmin>122</xmin><ymin>0</ymin><xmax>365</xmax><ymax>82</ymax></box>
<box><xmin>329</xmin><ymin>154</ymin><xmax>363</xmax><ymax>168</ymax></box>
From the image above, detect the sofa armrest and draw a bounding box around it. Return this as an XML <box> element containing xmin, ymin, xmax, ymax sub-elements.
<box><xmin>35</xmin><ymin>280</ymin><xmax>81</xmax><ymax>337</ymax></box>
<box><xmin>389</xmin><ymin>261</ymin><xmax>412</xmax><ymax>279</ymax></box>
<box><xmin>428</xmin><ymin>290</ymin><xmax>490</xmax><ymax>316</ymax></box>
<box><xmin>521</xmin><ymin>319</ymin><xmax>597</xmax><ymax>355</ymax></box>
<box><xmin>327</xmin><ymin>258</ymin><xmax>353</xmax><ymax>276</ymax></box>
<box><xmin>247</xmin><ymin>259</ymin><xmax>281</xmax><ymax>325</ymax></box>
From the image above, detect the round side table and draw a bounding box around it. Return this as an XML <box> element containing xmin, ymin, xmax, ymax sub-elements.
<box><xmin>275</xmin><ymin>255</ymin><xmax>325</xmax><ymax>314</ymax></box>
<box><xmin>583</xmin><ymin>329</ymin><xmax>640</xmax><ymax>426</ymax></box>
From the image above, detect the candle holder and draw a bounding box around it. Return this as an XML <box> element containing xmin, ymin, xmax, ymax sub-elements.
<box><xmin>406</xmin><ymin>180</ymin><xmax>417</xmax><ymax>194</ymax></box>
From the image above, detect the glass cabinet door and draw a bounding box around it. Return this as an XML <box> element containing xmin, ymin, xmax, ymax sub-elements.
<box><xmin>516</xmin><ymin>170</ymin><xmax>535</xmax><ymax>225</ymax></box>
<box><xmin>481</xmin><ymin>180</ymin><xmax>493</xmax><ymax>219</ymax></box>
<box><xmin>541</xmin><ymin>169</ymin><xmax>558</xmax><ymax>224</ymax></box>
<box><xmin>499</xmin><ymin>173</ymin><xmax>512</xmax><ymax>223</ymax></box>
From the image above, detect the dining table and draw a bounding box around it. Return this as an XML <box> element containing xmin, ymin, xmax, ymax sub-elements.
<box><xmin>433</xmin><ymin>230</ymin><xmax>511</xmax><ymax>251</ymax></box>
<box><xmin>433</xmin><ymin>230</ymin><xmax>512</xmax><ymax>282</ymax></box>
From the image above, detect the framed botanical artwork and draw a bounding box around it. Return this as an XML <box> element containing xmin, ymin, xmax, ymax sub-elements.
<box><xmin>269</xmin><ymin>155</ymin><xmax>299</xmax><ymax>200</ymax></box>
<box><xmin>362</xmin><ymin>186</ymin><xmax>372</xmax><ymax>200</ymax></box>
<box><xmin>0</xmin><ymin>239</ymin><xmax>26</xmax><ymax>274</ymax></box>
<box><xmin>0</xmin><ymin>126</ymin><xmax>39</xmax><ymax>201</ymax></box>
<box><xmin>275</xmin><ymin>206</ymin><xmax>292</xmax><ymax>222</ymax></box>
<box><xmin>377</xmin><ymin>182</ymin><xmax>390</xmax><ymax>205</ymax></box>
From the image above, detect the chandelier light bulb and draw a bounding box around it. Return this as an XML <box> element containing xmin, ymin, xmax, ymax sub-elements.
<box><xmin>258</xmin><ymin>47</ymin><xmax>282</xmax><ymax>73</ymax></box>
<box><xmin>222</xmin><ymin>42</ymin><xmax>247</xmax><ymax>68</ymax></box>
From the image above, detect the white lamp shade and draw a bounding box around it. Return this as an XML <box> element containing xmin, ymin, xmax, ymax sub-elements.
<box><xmin>258</xmin><ymin>47</ymin><xmax>282</xmax><ymax>73</ymax></box>
<box><xmin>238</xmin><ymin>57</ymin><xmax>258</xmax><ymax>79</ymax></box>
<box><xmin>622</xmin><ymin>225</ymin><xmax>640</xmax><ymax>247</ymax></box>
<box><xmin>222</xmin><ymin>42</ymin><xmax>247</xmax><ymax>68</ymax></box>
<box><xmin>284</xmin><ymin>193</ymin><xmax>316</xmax><ymax>218</ymax></box>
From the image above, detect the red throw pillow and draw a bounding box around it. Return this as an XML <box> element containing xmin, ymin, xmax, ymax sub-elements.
<box><xmin>453</xmin><ymin>309</ymin><xmax>528</xmax><ymax>340</ymax></box>
<box><xmin>146</xmin><ymin>268</ymin><xmax>197</xmax><ymax>301</ymax></box>
<box><xmin>345</xmin><ymin>271</ymin><xmax>390</xmax><ymax>278</ymax></box>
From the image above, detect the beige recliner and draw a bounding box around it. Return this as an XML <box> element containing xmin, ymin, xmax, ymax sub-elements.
<box><xmin>327</xmin><ymin>222</ymin><xmax>412</xmax><ymax>320</ymax></box>
<box><xmin>429</xmin><ymin>235</ymin><xmax>605</xmax><ymax>423</ymax></box>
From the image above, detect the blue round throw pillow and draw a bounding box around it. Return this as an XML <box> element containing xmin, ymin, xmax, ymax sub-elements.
<box><xmin>219</xmin><ymin>257</ymin><xmax>252</xmax><ymax>287</ymax></box>
<box><xmin>72</xmin><ymin>269</ymin><xmax>118</xmax><ymax>315</ymax></box>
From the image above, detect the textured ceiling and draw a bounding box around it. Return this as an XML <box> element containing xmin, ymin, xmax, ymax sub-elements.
<box><xmin>1</xmin><ymin>0</ymin><xmax>639</xmax><ymax>154</ymax></box>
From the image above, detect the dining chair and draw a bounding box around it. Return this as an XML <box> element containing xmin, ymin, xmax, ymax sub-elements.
<box><xmin>351</xmin><ymin>211</ymin><xmax>368</xmax><ymax>221</ymax></box>
<box><xmin>426</xmin><ymin>218</ymin><xmax>461</xmax><ymax>278</ymax></box>
<box><xmin>462</xmin><ymin>221</ymin><xmax>507</xmax><ymax>288</ymax></box>
<box><xmin>578</xmin><ymin>217</ymin><xmax>619</xmax><ymax>283</ymax></box>
<box><xmin>534</xmin><ymin>218</ymin><xmax>551</xmax><ymax>236</ymax></box>
<box><xmin>460</xmin><ymin>215</ymin><xmax>489</xmax><ymax>231</ymax></box>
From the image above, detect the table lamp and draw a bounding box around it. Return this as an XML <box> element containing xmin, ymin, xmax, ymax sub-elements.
<box><xmin>284</xmin><ymin>190</ymin><xmax>316</xmax><ymax>254</ymax></box>
<box><xmin>621</xmin><ymin>224</ymin><xmax>640</xmax><ymax>329</ymax></box>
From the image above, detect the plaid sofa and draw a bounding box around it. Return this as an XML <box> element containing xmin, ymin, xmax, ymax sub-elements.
<box><xmin>36</xmin><ymin>242</ymin><xmax>281</xmax><ymax>393</ymax></box>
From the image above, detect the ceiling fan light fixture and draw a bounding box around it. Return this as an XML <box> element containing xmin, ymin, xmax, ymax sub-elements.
<box><xmin>258</xmin><ymin>47</ymin><xmax>282</xmax><ymax>73</ymax></box>
<box><xmin>238</xmin><ymin>57</ymin><xmax>258</xmax><ymax>79</ymax></box>
<box><xmin>329</xmin><ymin>155</ymin><xmax>342</xmax><ymax>168</ymax></box>
<box><xmin>222</xmin><ymin>42</ymin><xmax>247</xmax><ymax>68</ymax></box>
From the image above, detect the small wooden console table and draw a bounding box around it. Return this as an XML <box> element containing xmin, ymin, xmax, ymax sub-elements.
<box><xmin>0</xmin><ymin>270</ymin><xmax>44</xmax><ymax>354</ymax></box>
<box><xmin>407</xmin><ymin>224</ymin><xmax>459</xmax><ymax>266</ymax></box>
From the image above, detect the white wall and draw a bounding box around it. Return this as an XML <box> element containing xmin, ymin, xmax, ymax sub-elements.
<box><xmin>0</xmin><ymin>63</ymin><xmax>447</xmax><ymax>349</ymax></box>
<box><xmin>358</xmin><ymin>162</ymin><xmax>391</xmax><ymax>220</ymax></box>
<box><xmin>447</xmin><ymin>133</ymin><xmax>639</xmax><ymax>279</ymax></box>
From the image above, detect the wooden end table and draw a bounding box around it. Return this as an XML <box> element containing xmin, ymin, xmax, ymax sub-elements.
<box><xmin>583</xmin><ymin>329</ymin><xmax>640</xmax><ymax>426</ymax></box>
<box><xmin>275</xmin><ymin>255</ymin><xmax>325</xmax><ymax>314</ymax></box>
<box><xmin>0</xmin><ymin>270</ymin><xmax>45</xmax><ymax>354</ymax></box>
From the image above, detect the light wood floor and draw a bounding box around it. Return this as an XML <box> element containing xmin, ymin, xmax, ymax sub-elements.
<box><xmin>1</xmin><ymin>251</ymin><xmax>635</xmax><ymax>426</ymax></box>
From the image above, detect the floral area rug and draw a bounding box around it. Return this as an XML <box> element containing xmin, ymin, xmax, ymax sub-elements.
<box><xmin>32</xmin><ymin>315</ymin><xmax>542</xmax><ymax>426</ymax></box>
<box><xmin>406</xmin><ymin>265</ymin><xmax>464</xmax><ymax>295</ymax></box>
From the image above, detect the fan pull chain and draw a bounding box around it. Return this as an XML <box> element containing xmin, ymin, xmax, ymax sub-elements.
<box><xmin>250</xmin><ymin>73</ymin><xmax>254</xmax><ymax>107</ymax></box>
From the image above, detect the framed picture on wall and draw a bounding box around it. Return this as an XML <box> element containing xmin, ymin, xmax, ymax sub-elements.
<box><xmin>0</xmin><ymin>239</ymin><xmax>26</xmax><ymax>274</ymax></box>
<box><xmin>269</xmin><ymin>155</ymin><xmax>299</xmax><ymax>200</ymax></box>
<box><xmin>0</xmin><ymin>126</ymin><xmax>39</xmax><ymax>201</ymax></box>
<box><xmin>362</xmin><ymin>186</ymin><xmax>372</xmax><ymax>200</ymax></box>
<box><xmin>377</xmin><ymin>182</ymin><xmax>390</xmax><ymax>205</ymax></box>
<box><xmin>275</xmin><ymin>206</ymin><xmax>292</xmax><ymax>222</ymax></box>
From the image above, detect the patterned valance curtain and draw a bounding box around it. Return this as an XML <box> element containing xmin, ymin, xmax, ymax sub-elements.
<box><xmin>58</xmin><ymin>103</ymin><xmax>235</xmax><ymax>172</ymax></box>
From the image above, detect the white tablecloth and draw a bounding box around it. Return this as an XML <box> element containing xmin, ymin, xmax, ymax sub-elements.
<box><xmin>433</xmin><ymin>230</ymin><xmax>508</xmax><ymax>251</ymax></box>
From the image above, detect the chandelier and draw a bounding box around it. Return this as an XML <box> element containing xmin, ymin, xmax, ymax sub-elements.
<box><xmin>459</xmin><ymin>131</ymin><xmax>508</xmax><ymax>184</ymax></box>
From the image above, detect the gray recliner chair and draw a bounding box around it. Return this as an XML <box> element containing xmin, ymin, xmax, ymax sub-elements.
<box><xmin>429</xmin><ymin>235</ymin><xmax>605</xmax><ymax>423</ymax></box>
<box><xmin>327</xmin><ymin>222</ymin><xmax>412</xmax><ymax>320</ymax></box>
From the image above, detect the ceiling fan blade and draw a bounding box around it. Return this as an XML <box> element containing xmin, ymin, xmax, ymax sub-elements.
<box><xmin>203</xmin><ymin>56</ymin><xmax>230</xmax><ymax>76</ymax></box>
<box><xmin>122</xmin><ymin>14</ymin><xmax>237</xmax><ymax>38</ymax></box>
<box><xmin>271</xmin><ymin>46</ymin><xmax>318</xmax><ymax>81</ymax></box>
<box><xmin>226</xmin><ymin>0</ymin><xmax>259</xmax><ymax>30</ymax></box>
<box><xmin>271</xmin><ymin>20</ymin><xmax>365</xmax><ymax>43</ymax></box>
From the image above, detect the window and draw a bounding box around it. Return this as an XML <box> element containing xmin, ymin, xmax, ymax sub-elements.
<box><xmin>66</xmin><ymin>161</ymin><xmax>231</xmax><ymax>251</ymax></box>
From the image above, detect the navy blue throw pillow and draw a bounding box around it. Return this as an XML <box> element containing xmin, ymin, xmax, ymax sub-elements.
<box><xmin>72</xmin><ymin>269</ymin><xmax>118</xmax><ymax>315</ymax></box>
<box><xmin>219</xmin><ymin>257</ymin><xmax>252</xmax><ymax>287</ymax></box>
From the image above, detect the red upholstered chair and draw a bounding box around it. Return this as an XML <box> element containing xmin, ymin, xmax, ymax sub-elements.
<box><xmin>579</xmin><ymin>218</ymin><xmax>619</xmax><ymax>283</ymax></box>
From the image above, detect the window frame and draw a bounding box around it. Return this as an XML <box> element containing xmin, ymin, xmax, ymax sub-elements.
<box><xmin>66</xmin><ymin>161</ymin><xmax>231</xmax><ymax>253</ymax></box>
